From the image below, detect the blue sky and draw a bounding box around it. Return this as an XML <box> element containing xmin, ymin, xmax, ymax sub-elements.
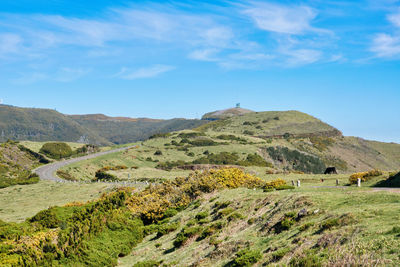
<box><xmin>0</xmin><ymin>0</ymin><xmax>399</xmax><ymax>142</ymax></box>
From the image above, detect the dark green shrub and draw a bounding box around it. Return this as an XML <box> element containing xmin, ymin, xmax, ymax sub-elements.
<box><xmin>29</xmin><ymin>209</ymin><xmax>60</xmax><ymax>228</ymax></box>
<box><xmin>189</xmin><ymin>139</ymin><xmax>219</xmax><ymax>146</ymax></box>
<box><xmin>281</xmin><ymin>218</ymin><xmax>295</xmax><ymax>230</ymax></box>
<box><xmin>247</xmin><ymin>218</ymin><xmax>256</xmax><ymax>225</ymax></box>
<box><xmin>154</xmin><ymin>150</ymin><xmax>163</xmax><ymax>155</ymax></box>
<box><xmin>173</xmin><ymin>226</ymin><xmax>202</xmax><ymax>248</ymax></box>
<box><xmin>156</xmin><ymin>160</ymin><xmax>188</xmax><ymax>171</ymax></box>
<box><xmin>156</xmin><ymin>222</ymin><xmax>180</xmax><ymax>238</ymax></box>
<box><xmin>217</xmin><ymin>207</ymin><xmax>234</xmax><ymax>218</ymax></box>
<box><xmin>163</xmin><ymin>208</ymin><xmax>178</xmax><ymax>218</ymax></box>
<box><xmin>213</xmin><ymin>201</ymin><xmax>231</xmax><ymax>210</ymax></box>
<box><xmin>239</xmin><ymin>153</ymin><xmax>273</xmax><ymax>167</ymax></box>
<box><xmin>94</xmin><ymin>171</ymin><xmax>118</xmax><ymax>181</ymax></box>
<box><xmin>39</xmin><ymin>142</ymin><xmax>73</xmax><ymax>159</ymax></box>
<box><xmin>195</xmin><ymin>211</ymin><xmax>209</xmax><ymax>221</ymax></box>
<box><xmin>178</xmin><ymin>132</ymin><xmax>205</xmax><ymax>139</ymax></box>
<box><xmin>387</xmin><ymin>226</ymin><xmax>400</xmax><ymax>235</ymax></box>
<box><xmin>231</xmin><ymin>248</ymin><xmax>262</xmax><ymax>266</ymax></box>
<box><xmin>299</xmin><ymin>222</ymin><xmax>314</xmax><ymax>231</ymax></box>
<box><xmin>149</xmin><ymin>133</ymin><xmax>171</xmax><ymax>139</ymax></box>
<box><xmin>320</xmin><ymin>218</ymin><xmax>340</xmax><ymax>231</ymax></box>
<box><xmin>266</xmin><ymin>146</ymin><xmax>326</xmax><ymax>174</ymax></box>
<box><xmin>272</xmin><ymin>247</ymin><xmax>290</xmax><ymax>261</ymax></box>
<box><xmin>275</xmin><ymin>185</ymin><xmax>295</xmax><ymax>190</ymax></box>
<box><xmin>243</xmin><ymin>130</ymin><xmax>255</xmax><ymax>135</ymax></box>
<box><xmin>227</xmin><ymin>212</ymin><xmax>245</xmax><ymax>221</ymax></box>
<box><xmin>187</xmin><ymin>152</ymin><xmax>195</xmax><ymax>157</ymax></box>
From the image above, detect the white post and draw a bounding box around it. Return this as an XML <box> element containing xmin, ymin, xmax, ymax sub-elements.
<box><xmin>297</xmin><ymin>180</ymin><xmax>301</xmax><ymax>187</ymax></box>
<box><xmin>357</xmin><ymin>178</ymin><xmax>361</xmax><ymax>187</ymax></box>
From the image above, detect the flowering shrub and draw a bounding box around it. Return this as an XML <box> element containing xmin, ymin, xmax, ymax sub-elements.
<box><xmin>126</xmin><ymin>168</ymin><xmax>264</xmax><ymax>224</ymax></box>
<box><xmin>349</xmin><ymin>169</ymin><xmax>383</xmax><ymax>184</ymax></box>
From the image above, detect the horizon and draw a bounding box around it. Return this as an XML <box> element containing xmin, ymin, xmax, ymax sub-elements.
<box><xmin>1</xmin><ymin>102</ymin><xmax>399</xmax><ymax>144</ymax></box>
<box><xmin>1</xmin><ymin>0</ymin><xmax>399</xmax><ymax>143</ymax></box>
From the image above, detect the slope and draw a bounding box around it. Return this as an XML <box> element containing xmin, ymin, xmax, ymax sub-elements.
<box><xmin>0</xmin><ymin>105</ymin><xmax>110</xmax><ymax>145</ymax></box>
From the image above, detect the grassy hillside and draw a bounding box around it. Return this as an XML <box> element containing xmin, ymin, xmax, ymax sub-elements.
<box><xmin>0</xmin><ymin>104</ymin><xmax>111</xmax><ymax>145</ymax></box>
<box><xmin>196</xmin><ymin>110</ymin><xmax>341</xmax><ymax>138</ymax></box>
<box><xmin>0</xmin><ymin>167</ymin><xmax>399</xmax><ymax>266</ymax></box>
<box><xmin>0</xmin><ymin>140</ymin><xmax>47</xmax><ymax>188</ymax></box>
<box><xmin>60</xmin><ymin>125</ymin><xmax>400</xmax><ymax>183</ymax></box>
<box><xmin>120</xmin><ymin>186</ymin><xmax>400</xmax><ymax>266</ymax></box>
<box><xmin>0</xmin><ymin>104</ymin><xmax>207</xmax><ymax>145</ymax></box>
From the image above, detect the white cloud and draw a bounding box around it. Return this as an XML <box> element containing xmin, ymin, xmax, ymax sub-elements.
<box><xmin>371</xmin><ymin>33</ymin><xmax>400</xmax><ymax>57</ymax></box>
<box><xmin>188</xmin><ymin>49</ymin><xmax>220</xmax><ymax>61</ymax></box>
<box><xmin>388</xmin><ymin>10</ymin><xmax>400</xmax><ymax>27</ymax></box>
<box><xmin>370</xmin><ymin>10</ymin><xmax>400</xmax><ymax>58</ymax></box>
<box><xmin>283</xmin><ymin>49</ymin><xmax>322</xmax><ymax>66</ymax></box>
<box><xmin>116</xmin><ymin>65</ymin><xmax>175</xmax><ymax>80</ymax></box>
<box><xmin>243</xmin><ymin>2</ymin><xmax>325</xmax><ymax>35</ymax></box>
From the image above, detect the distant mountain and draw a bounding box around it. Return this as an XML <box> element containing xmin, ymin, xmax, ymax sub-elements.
<box><xmin>0</xmin><ymin>105</ymin><xmax>110</xmax><ymax>145</ymax></box>
<box><xmin>0</xmin><ymin>105</ymin><xmax>207</xmax><ymax>145</ymax></box>
<box><xmin>69</xmin><ymin>114</ymin><xmax>207</xmax><ymax>144</ymax></box>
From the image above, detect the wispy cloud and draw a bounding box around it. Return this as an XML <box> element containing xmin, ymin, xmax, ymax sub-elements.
<box><xmin>0</xmin><ymin>1</ymin><xmax>343</xmax><ymax>74</ymax></box>
<box><xmin>115</xmin><ymin>65</ymin><xmax>175</xmax><ymax>80</ymax></box>
<box><xmin>371</xmin><ymin>10</ymin><xmax>400</xmax><ymax>58</ymax></box>
<box><xmin>242</xmin><ymin>2</ymin><xmax>327</xmax><ymax>35</ymax></box>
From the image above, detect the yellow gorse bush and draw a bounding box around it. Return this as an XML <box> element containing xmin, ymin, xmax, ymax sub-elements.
<box><xmin>349</xmin><ymin>169</ymin><xmax>383</xmax><ymax>184</ymax></box>
<box><xmin>126</xmin><ymin>168</ymin><xmax>267</xmax><ymax>223</ymax></box>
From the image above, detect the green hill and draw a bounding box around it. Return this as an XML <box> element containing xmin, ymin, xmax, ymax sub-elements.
<box><xmin>0</xmin><ymin>105</ymin><xmax>207</xmax><ymax>145</ymax></box>
<box><xmin>197</xmin><ymin>110</ymin><xmax>342</xmax><ymax>138</ymax></box>
<box><xmin>0</xmin><ymin>105</ymin><xmax>111</xmax><ymax>145</ymax></box>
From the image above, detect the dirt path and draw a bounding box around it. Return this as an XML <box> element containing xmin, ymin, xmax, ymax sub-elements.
<box><xmin>34</xmin><ymin>146</ymin><xmax>134</xmax><ymax>182</ymax></box>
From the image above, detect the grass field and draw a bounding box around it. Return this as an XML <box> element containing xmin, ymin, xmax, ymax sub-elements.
<box><xmin>0</xmin><ymin>181</ymin><xmax>116</xmax><ymax>222</ymax></box>
<box><xmin>118</xmin><ymin>185</ymin><xmax>400</xmax><ymax>266</ymax></box>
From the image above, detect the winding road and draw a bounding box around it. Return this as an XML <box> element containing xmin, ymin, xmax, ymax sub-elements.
<box><xmin>34</xmin><ymin>146</ymin><xmax>135</xmax><ymax>182</ymax></box>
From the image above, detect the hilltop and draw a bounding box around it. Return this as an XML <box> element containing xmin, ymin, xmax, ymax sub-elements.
<box><xmin>198</xmin><ymin>110</ymin><xmax>341</xmax><ymax>138</ymax></box>
<box><xmin>202</xmin><ymin>107</ymin><xmax>254</xmax><ymax>120</ymax></box>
